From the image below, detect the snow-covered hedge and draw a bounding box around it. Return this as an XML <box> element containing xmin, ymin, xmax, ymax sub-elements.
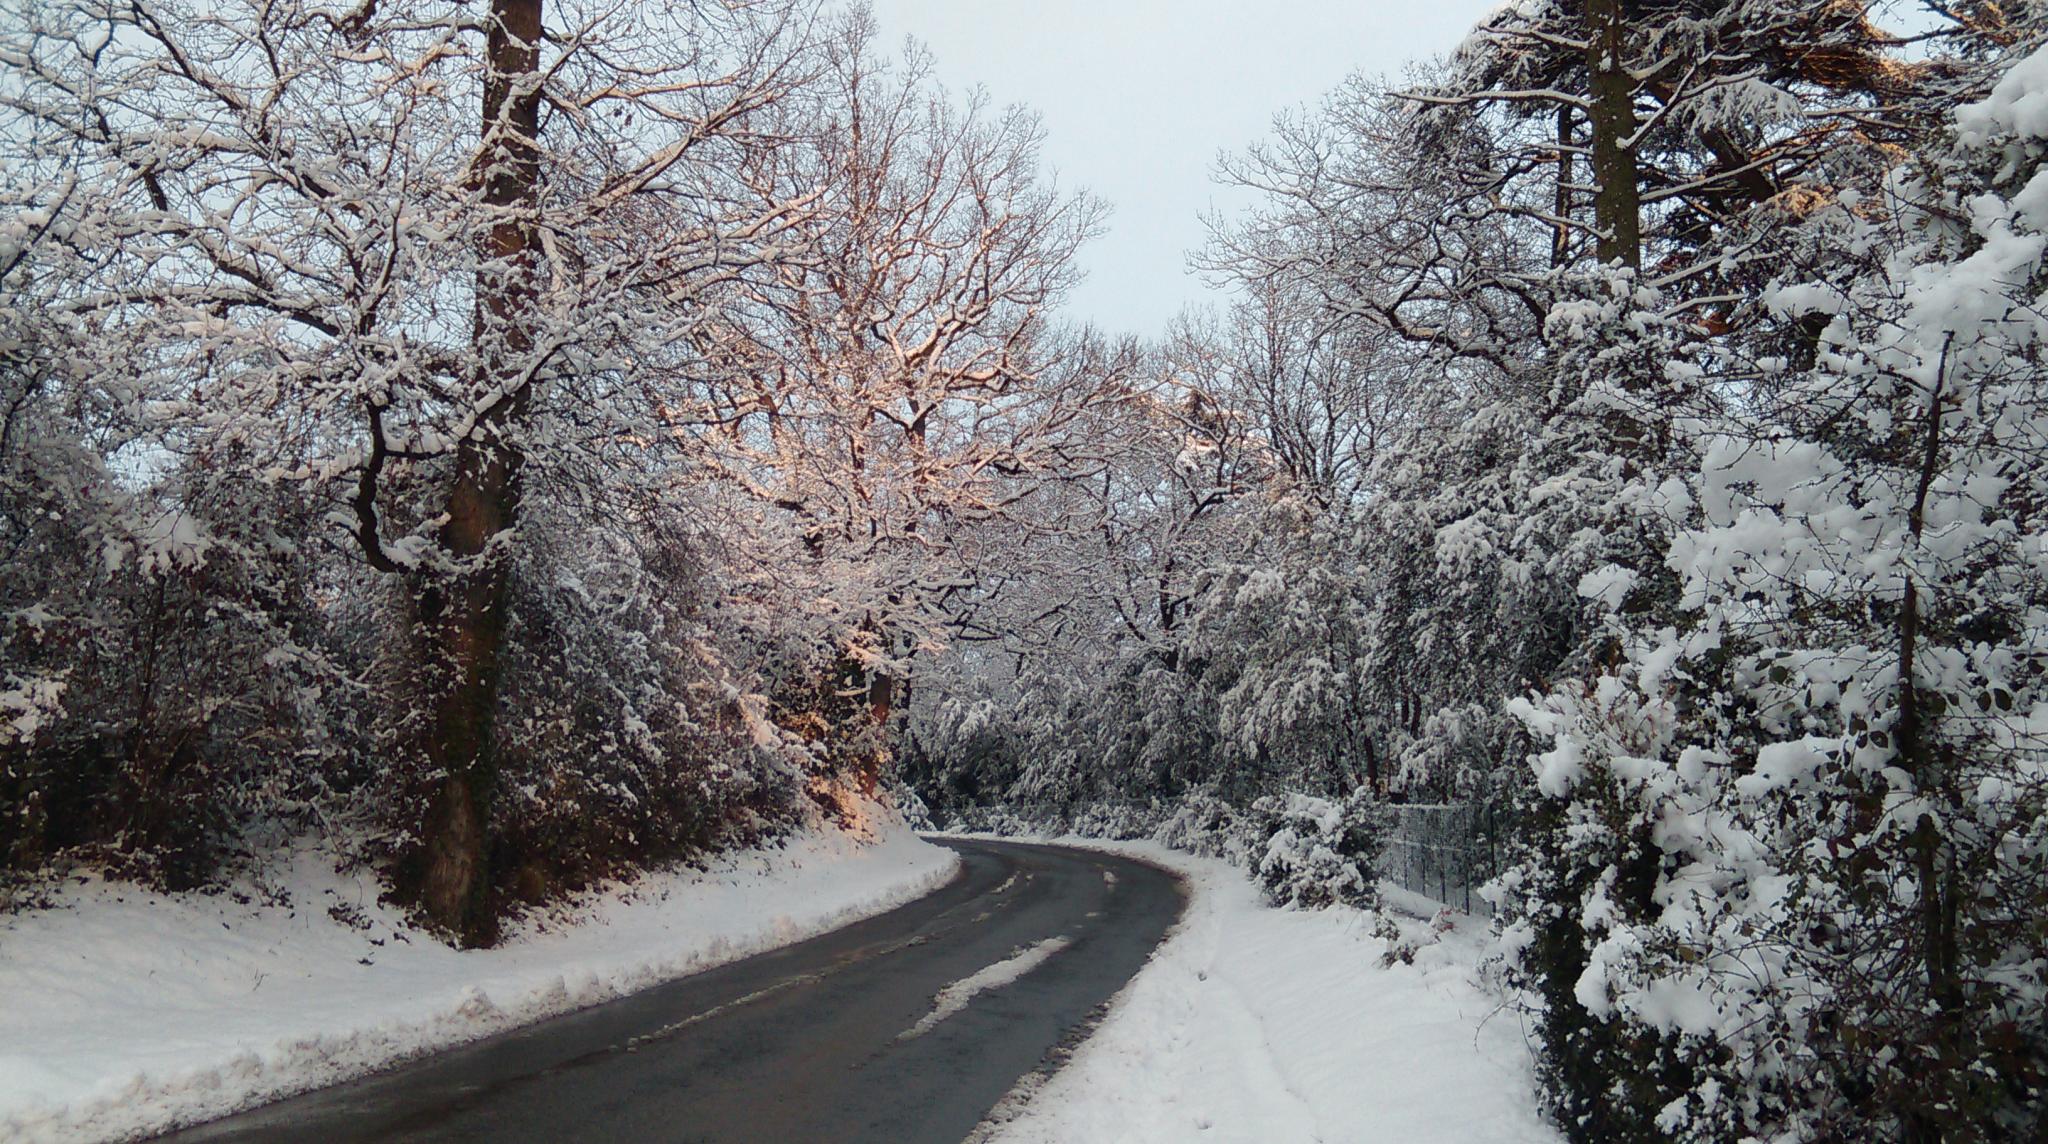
<box><xmin>1152</xmin><ymin>786</ymin><xmax>1247</xmax><ymax>862</ymax></box>
<box><xmin>1245</xmin><ymin>791</ymin><xmax>1389</xmax><ymax>910</ymax></box>
<box><xmin>1489</xmin><ymin>42</ymin><xmax>2048</xmax><ymax>1141</ymax></box>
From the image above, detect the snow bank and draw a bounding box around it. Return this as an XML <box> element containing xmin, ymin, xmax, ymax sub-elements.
<box><xmin>978</xmin><ymin>840</ymin><xmax>1558</xmax><ymax>1144</ymax></box>
<box><xmin>0</xmin><ymin>820</ymin><xmax>958</xmax><ymax>1143</ymax></box>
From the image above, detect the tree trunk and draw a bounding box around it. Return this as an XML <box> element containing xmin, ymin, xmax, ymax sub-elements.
<box><xmin>411</xmin><ymin>0</ymin><xmax>543</xmax><ymax>947</ymax></box>
<box><xmin>1552</xmin><ymin>105</ymin><xmax>1574</xmax><ymax>269</ymax></box>
<box><xmin>1582</xmin><ymin>0</ymin><xmax>1641</xmax><ymax>270</ymax></box>
<box><xmin>1896</xmin><ymin>344</ymin><xmax>1963</xmax><ymax>1138</ymax></box>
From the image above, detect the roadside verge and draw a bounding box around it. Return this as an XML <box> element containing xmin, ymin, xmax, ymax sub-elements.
<box><xmin>967</xmin><ymin>838</ymin><xmax>1559</xmax><ymax>1144</ymax></box>
<box><xmin>0</xmin><ymin>818</ymin><xmax>959</xmax><ymax>1144</ymax></box>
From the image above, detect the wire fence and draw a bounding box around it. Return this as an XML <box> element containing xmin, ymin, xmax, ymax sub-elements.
<box><xmin>1380</xmin><ymin>801</ymin><xmax>1505</xmax><ymax>917</ymax></box>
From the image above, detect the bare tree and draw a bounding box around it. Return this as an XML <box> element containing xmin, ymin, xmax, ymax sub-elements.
<box><xmin>660</xmin><ymin>12</ymin><xmax>1117</xmax><ymax>789</ymax></box>
<box><xmin>4</xmin><ymin>0</ymin><xmax>830</xmax><ymax>941</ymax></box>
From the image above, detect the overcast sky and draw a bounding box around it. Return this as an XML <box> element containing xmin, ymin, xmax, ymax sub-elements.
<box><xmin>864</xmin><ymin>1</ymin><xmax>1503</xmax><ymax>337</ymax></box>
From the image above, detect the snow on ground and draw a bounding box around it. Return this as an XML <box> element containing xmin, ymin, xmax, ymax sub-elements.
<box><xmin>978</xmin><ymin>840</ymin><xmax>1560</xmax><ymax>1144</ymax></box>
<box><xmin>0</xmin><ymin>815</ymin><xmax>958</xmax><ymax>1144</ymax></box>
<box><xmin>900</xmin><ymin>935</ymin><xmax>1073</xmax><ymax>1041</ymax></box>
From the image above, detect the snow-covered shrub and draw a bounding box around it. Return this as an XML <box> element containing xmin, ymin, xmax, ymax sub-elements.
<box><xmin>1378</xmin><ymin>905</ymin><xmax>1460</xmax><ymax>968</ymax></box>
<box><xmin>0</xmin><ymin>286</ymin><xmax>351</xmax><ymax>887</ymax></box>
<box><xmin>1152</xmin><ymin>786</ymin><xmax>1247</xmax><ymax>861</ymax></box>
<box><xmin>941</xmin><ymin>804</ymin><xmax>1042</xmax><ymax>837</ymax></box>
<box><xmin>1493</xmin><ymin>42</ymin><xmax>2048</xmax><ymax>1140</ymax></box>
<box><xmin>484</xmin><ymin>522</ymin><xmax>800</xmax><ymax>895</ymax></box>
<box><xmin>1246</xmin><ymin>790</ymin><xmax>1390</xmax><ymax>910</ymax></box>
<box><xmin>883</xmin><ymin>778</ymin><xmax>934</xmax><ymax>831</ymax></box>
<box><xmin>1069</xmin><ymin>801</ymin><xmax>1161</xmax><ymax>840</ymax></box>
<box><xmin>1492</xmin><ymin>674</ymin><xmax>1758</xmax><ymax>1141</ymax></box>
<box><xmin>898</xmin><ymin>690</ymin><xmax>1029</xmax><ymax>816</ymax></box>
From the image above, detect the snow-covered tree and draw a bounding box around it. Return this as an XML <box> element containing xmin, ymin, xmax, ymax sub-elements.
<box><xmin>2</xmin><ymin>0</ymin><xmax>884</xmax><ymax>939</ymax></box>
<box><xmin>1495</xmin><ymin>31</ymin><xmax>2048</xmax><ymax>1141</ymax></box>
<box><xmin>660</xmin><ymin>11</ymin><xmax>1118</xmax><ymax>801</ymax></box>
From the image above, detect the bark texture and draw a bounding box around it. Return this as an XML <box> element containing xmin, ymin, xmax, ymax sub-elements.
<box><xmin>409</xmin><ymin>0</ymin><xmax>543</xmax><ymax>947</ymax></box>
<box><xmin>1582</xmin><ymin>0</ymin><xmax>1641</xmax><ymax>270</ymax></box>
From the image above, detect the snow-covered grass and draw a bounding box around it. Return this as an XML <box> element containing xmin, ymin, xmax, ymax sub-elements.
<box><xmin>0</xmin><ymin>816</ymin><xmax>958</xmax><ymax>1144</ymax></box>
<box><xmin>977</xmin><ymin>839</ymin><xmax>1559</xmax><ymax>1144</ymax></box>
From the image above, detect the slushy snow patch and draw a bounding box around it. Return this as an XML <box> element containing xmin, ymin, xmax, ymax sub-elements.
<box><xmin>975</xmin><ymin>840</ymin><xmax>1559</xmax><ymax>1144</ymax></box>
<box><xmin>0</xmin><ymin>816</ymin><xmax>958</xmax><ymax>1143</ymax></box>
<box><xmin>899</xmin><ymin>936</ymin><xmax>1072</xmax><ymax>1040</ymax></box>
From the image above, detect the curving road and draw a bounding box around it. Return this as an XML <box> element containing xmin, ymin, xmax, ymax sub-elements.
<box><xmin>158</xmin><ymin>838</ymin><xmax>1185</xmax><ymax>1144</ymax></box>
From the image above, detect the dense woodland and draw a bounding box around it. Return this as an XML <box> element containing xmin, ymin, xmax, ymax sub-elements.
<box><xmin>5</xmin><ymin>0</ymin><xmax>2048</xmax><ymax>1138</ymax></box>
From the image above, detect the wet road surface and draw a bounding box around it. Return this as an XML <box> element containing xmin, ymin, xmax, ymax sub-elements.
<box><xmin>158</xmin><ymin>838</ymin><xmax>1185</xmax><ymax>1144</ymax></box>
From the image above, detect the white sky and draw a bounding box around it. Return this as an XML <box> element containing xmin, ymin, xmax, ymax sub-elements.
<box><xmin>864</xmin><ymin>0</ymin><xmax>1503</xmax><ymax>337</ymax></box>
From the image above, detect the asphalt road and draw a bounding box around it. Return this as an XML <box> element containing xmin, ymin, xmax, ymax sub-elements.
<box><xmin>158</xmin><ymin>838</ymin><xmax>1186</xmax><ymax>1144</ymax></box>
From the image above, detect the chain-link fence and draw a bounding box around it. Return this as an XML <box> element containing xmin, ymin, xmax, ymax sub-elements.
<box><xmin>1380</xmin><ymin>802</ymin><xmax>1504</xmax><ymax>916</ymax></box>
